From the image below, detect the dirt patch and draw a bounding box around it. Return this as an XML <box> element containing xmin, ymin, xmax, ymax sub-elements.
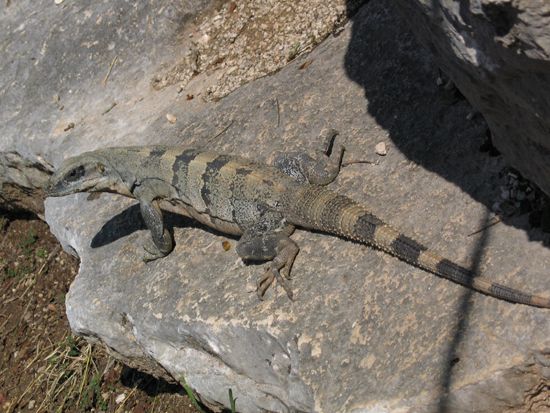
<box><xmin>0</xmin><ymin>214</ymin><xmax>200</xmax><ymax>413</ymax></box>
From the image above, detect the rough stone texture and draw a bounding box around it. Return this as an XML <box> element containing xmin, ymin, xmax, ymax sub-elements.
<box><xmin>3</xmin><ymin>0</ymin><xmax>550</xmax><ymax>411</ymax></box>
<box><xmin>0</xmin><ymin>0</ymin><xmax>366</xmax><ymax>215</ymax></box>
<box><xmin>151</xmin><ymin>0</ymin><xmax>360</xmax><ymax>100</ymax></box>
<box><xmin>0</xmin><ymin>0</ymin><xmax>211</xmax><ymax>214</ymax></box>
<box><xmin>0</xmin><ymin>152</ymin><xmax>52</xmax><ymax>216</ymax></box>
<box><xmin>391</xmin><ymin>0</ymin><xmax>550</xmax><ymax>197</ymax></box>
<box><xmin>41</xmin><ymin>1</ymin><xmax>550</xmax><ymax>412</ymax></box>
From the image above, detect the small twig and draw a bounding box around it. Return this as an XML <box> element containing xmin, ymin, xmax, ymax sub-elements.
<box><xmin>1</xmin><ymin>314</ymin><xmax>19</xmax><ymax>339</ymax></box>
<box><xmin>224</xmin><ymin>19</ymin><xmax>249</xmax><ymax>45</ymax></box>
<box><xmin>1</xmin><ymin>296</ymin><xmax>17</xmax><ymax>305</ymax></box>
<box><xmin>63</xmin><ymin>122</ymin><xmax>75</xmax><ymax>132</ymax></box>
<box><xmin>37</xmin><ymin>244</ymin><xmax>62</xmax><ymax>275</ymax></box>
<box><xmin>19</xmin><ymin>296</ymin><xmax>33</xmax><ymax>322</ymax></box>
<box><xmin>342</xmin><ymin>159</ymin><xmax>379</xmax><ymax>167</ymax></box>
<box><xmin>114</xmin><ymin>379</ymin><xmax>142</xmax><ymax>413</ymax></box>
<box><xmin>15</xmin><ymin>275</ymin><xmax>35</xmax><ymax>298</ymax></box>
<box><xmin>467</xmin><ymin>217</ymin><xmax>501</xmax><ymax>237</ymax></box>
<box><xmin>24</xmin><ymin>341</ymin><xmax>43</xmax><ymax>370</ymax></box>
<box><xmin>6</xmin><ymin>369</ymin><xmax>46</xmax><ymax>413</ymax></box>
<box><xmin>102</xmin><ymin>102</ymin><xmax>117</xmax><ymax>115</ymax></box>
<box><xmin>206</xmin><ymin>120</ymin><xmax>234</xmax><ymax>145</ymax></box>
<box><xmin>102</xmin><ymin>55</ymin><xmax>118</xmax><ymax>86</ymax></box>
<box><xmin>0</xmin><ymin>314</ymin><xmax>11</xmax><ymax>332</ymax></box>
<box><xmin>75</xmin><ymin>344</ymin><xmax>93</xmax><ymax>407</ymax></box>
<box><xmin>274</xmin><ymin>97</ymin><xmax>280</xmax><ymax>128</ymax></box>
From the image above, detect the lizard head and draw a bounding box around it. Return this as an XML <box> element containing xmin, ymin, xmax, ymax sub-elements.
<box><xmin>46</xmin><ymin>153</ymin><xmax>127</xmax><ymax>197</ymax></box>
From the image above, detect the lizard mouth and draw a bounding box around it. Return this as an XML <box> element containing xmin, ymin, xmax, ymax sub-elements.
<box><xmin>45</xmin><ymin>180</ymin><xmax>75</xmax><ymax>197</ymax></box>
<box><xmin>45</xmin><ymin>176</ymin><xmax>96</xmax><ymax>197</ymax></box>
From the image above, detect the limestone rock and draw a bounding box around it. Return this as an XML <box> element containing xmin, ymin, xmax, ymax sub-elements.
<box><xmin>0</xmin><ymin>0</ymin><xmax>212</xmax><ymax>212</ymax></box>
<box><xmin>391</xmin><ymin>0</ymin><xmax>550</xmax><ymax>196</ymax></box>
<box><xmin>0</xmin><ymin>152</ymin><xmax>52</xmax><ymax>216</ymax></box>
<box><xmin>3</xmin><ymin>0</ymin><xmax>550</xmax><ymax>411</ymax></box>
<box><xmin>46</xmin><ymin>2</ymin><xmax>550</xmax><ymax>411</ymax></box>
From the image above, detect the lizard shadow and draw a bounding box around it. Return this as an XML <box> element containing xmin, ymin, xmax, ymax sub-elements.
<box><xmin>90</xmin><ymin>203</ymin><xmax>239</xmax><ymax>249</ymax></box>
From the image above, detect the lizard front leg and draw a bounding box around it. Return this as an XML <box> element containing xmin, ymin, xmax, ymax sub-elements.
<box><xmin>139</xmin><ymin>200</ymin><xmax>173</xmax><ymax>262</ymax></box>
<box><xmin>134</xmin><ymin>184</ymin><xmax>174</xmax><ymax>262</ymax></box>
<box><xmin>235</xmin><ymin>213</ymin><xmax>298</xmax><ymax>299</ymax></box>
<box><xmin>273</xmin><ymin>128</ymin><xmax>344</xmax><ymax>185</ymax></box>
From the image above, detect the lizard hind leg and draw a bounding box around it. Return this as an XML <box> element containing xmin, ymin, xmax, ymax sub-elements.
<box><xmin>236</xmin><ymin>219</ymin><xmax>298</xmax><ymax>300</ymax></box>
<box><xmin>273</xmin><ymin>128</ymin><xmax>344</xmax><ymax>185</ymax></box>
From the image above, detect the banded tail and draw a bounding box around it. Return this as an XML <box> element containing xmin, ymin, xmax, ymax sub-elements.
<box><xmin>287</xmin><ymin>185</ymin><xmax>550</xmax><ymax>308</ymax></box>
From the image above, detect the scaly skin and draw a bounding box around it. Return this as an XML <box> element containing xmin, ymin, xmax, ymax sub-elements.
<box><xmin>46</xmin><ymin>142</ymin><xmax>550</xmax><ymax>308</ymax></box>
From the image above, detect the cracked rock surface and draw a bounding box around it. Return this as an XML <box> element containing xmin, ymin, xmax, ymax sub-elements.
<box><xmin>3</xmin><ymin>0</ymin><xmax>550</xmax><ymax>412</ymax></box>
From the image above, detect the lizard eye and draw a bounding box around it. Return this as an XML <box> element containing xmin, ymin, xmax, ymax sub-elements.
<box><xmin>66</xmin><ymin>165</ymin><xmax>85</xmax><ymax>181</ymax></box>
<box><xmin>97</xmin><ymin>163</ymin><xmax>105</xmax><ymax>173</ymax></box>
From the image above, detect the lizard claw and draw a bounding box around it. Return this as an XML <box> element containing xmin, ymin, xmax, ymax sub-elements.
<box><xmin>256</xmin><ymin>264</ymin><xmax>294</xmax><ymax>300</ymax></box>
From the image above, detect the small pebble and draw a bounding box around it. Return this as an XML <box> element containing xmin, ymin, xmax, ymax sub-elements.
<box><xmin>375</xmin><ymin>142</ymin><xmax>387</xmax><ymax>156</ymax></box>
<box><xmin>115</xmin><ymin>393</ymin><xmax>126</xmax><ymax>404</ymax></box>
<box><xmin>27</xmin><ymin>400</ymin><xmax>35</xmax><ymax>409</ymax></box>
<box><xmin>166</xmin><ymin>113</ymin><xmax>177</xmax><ymax>124</ymax></box>
<box><xmin>63</xmin><ymin>122</ymin><xmax>75</xmax><ymax>131</ymax></box>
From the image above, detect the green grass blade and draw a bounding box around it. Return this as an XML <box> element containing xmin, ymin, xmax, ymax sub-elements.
<box><xmin>228</xmin><ymin>388</ymin><xmax>237</xmax><ymax>413</ymax></box>
<box><xmin>179</xmin><ymin>377</ymin><xmax>207</xmax><ymax>413</ymax></box>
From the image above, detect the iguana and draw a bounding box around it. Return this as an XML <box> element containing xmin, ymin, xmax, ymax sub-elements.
<box><xmin>46</xmin><ymin>131</ymin><xmax>550</xmax><ymax>308</ymax></box>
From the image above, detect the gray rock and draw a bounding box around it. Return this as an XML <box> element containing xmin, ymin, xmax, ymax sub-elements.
<box><xmin>0</xmin><ymin>0</ymin><xmax>211</xmax><ymax>215</ymax></box>
<box><xmin>0</xmin><ymin>152</ymin><xmax>52</xmax><ymax>216</ymax></box>
<box><xmin>3</xmin><ymin>0</ymin><xmax>550</xmax><ymax>411</ymax></box>
<box><xmin>391</xmin><ymin>0</ymin><xmax>550</xmax><ymax>196</ymax></box>
<box><xmin>44</xmin><ymin>2</ymin><xmax>550</xmax><ymax>412</ymax></box>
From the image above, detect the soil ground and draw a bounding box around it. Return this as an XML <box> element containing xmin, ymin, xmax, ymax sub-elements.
<box><xmin>0</xmin><ymin>214</ymin><xmax>201</xmax><ymax>413</ymax></box>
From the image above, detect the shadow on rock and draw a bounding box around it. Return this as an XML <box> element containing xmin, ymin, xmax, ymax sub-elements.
<box><xmin>343</xmin><ymin>0</ymin><xmax>549</xmax><ymax>245</ymax></box>
<box><xmin>434</xmin><ymin>210</ymin><xmax>492</xmax><ymax>412</ymax></box>
<box><xmin>91</xmin><ymin>202</ymin><xmax>239</xmax><ymax>249</ymax></box>
<box><xmin>90</xmin><ymin>203</ymin><xmax>189</xmax><ymax>249</ymax></box>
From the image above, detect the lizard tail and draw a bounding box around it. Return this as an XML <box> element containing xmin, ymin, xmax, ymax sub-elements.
<box><xmin>287</xmin><ymin>185</ymin><xmax>550</xmax><ymax>308</ymax></box>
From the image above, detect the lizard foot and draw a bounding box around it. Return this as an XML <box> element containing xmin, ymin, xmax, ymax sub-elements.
<box><xmin>272</xmin><ymin>128</ymin><xmax>344</xmax><ymax>185</ymax></box>
<box><xmin>141</xmin><ymin>242</ymin><xmax>169</xmax><ymax>263</ymax></box>
<box><xmin>257</xmin><ymin>264</ymin><xmax>294</xmax><ymax>300</ymax></box>
<box><xmin>256</xmin><ymin>238</ymin><xmax>299</xmax><ymax>300</ymax></box>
